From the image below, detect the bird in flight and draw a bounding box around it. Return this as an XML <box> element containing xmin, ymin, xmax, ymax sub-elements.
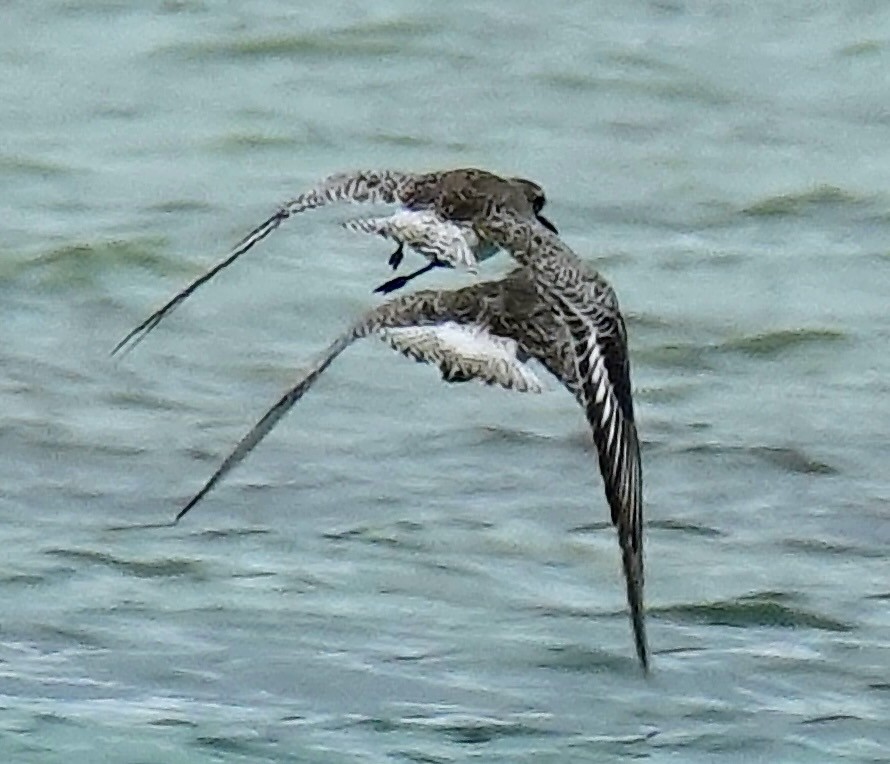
<box><xmin>171</xmin><ymin>209</ymin><xmax>648</xmax><ymax>672</ymax></box>
<box><xmin>112</xmin><ymin>168</ymin><xmax>557</xmax><ymax>356</ymax></box>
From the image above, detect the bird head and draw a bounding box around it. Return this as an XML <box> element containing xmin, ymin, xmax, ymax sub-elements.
<box><xmin>512</xmin><ymin>178</ymin><xmax>558</xmax><ymax>234</ymax></box>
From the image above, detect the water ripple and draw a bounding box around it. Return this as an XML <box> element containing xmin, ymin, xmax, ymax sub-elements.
<box><xmin>677</xmin><ymin>443</ymin><xmax>839</xmax><ymax>475</ymax></box>
<box><xmin>43</xmin><ymin>548</ymin><xmax>207</xmax><ymax>580</ymax></box>
<box><xmin>742</xmin><ymin>185</ymin><xmax>874</xmax><ymax>218</ymax></box>
<box><xmin>536</xmin><ymin>643</ymin><xmax>629</xmax><ymax>674</ymax></box>
<box><xmin>344</xmin><ymin>712</ymin><xmax>559</xmax><ymax>745</ymax></box>
<box><xmin>1</xmin><ymin>238</ymin><xmax>183</xmax><ymax>287</ymax></box>
<box><xmin>719</xmin><ymin>328</ymin><xmax>847</xmax><ymax>358</ymax></box>
<box><xmin>781</xmin><ymin>538</ymin><xmax>885</xmax><ymax>559</ymax></box>
<box><xmin>170</xmin><ymin>19</ymin><xmax>437</xmax><ymax>62</ymax></box>
<box><xmin>654</xmin><ymin>592</ymin><xmax>854</xmax><ymax>632</ymax></box>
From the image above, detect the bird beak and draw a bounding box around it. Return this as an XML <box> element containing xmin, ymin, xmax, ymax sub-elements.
<box><xmin>537</xmin><ymin>214</ymin><xmax>558</xmax><ymax>234</ymax></box>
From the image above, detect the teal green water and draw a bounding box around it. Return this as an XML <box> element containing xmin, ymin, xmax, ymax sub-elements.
<box><xmin>2</xmin><ymin>2</ymin><xmax>889</xmax><ymax>761</ymax></box>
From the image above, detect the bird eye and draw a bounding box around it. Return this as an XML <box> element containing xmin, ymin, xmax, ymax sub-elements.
<box><xmin>532</xmin><ymin>195</ymin><xmax>545</xmax><ymax>214</ymax></box>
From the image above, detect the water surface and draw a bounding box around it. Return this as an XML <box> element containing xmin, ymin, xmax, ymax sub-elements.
<box><xmin>2</xmin><ymin>1</ymin><xmax>889</xmax><ymax>761</ymax></box>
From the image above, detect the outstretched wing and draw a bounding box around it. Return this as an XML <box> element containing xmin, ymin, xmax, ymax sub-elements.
<box><xmin>112</xmin><ymin>170</ymin><xmax>416</xmax><ymax>356</ymax></box>
<box><xmin>472</xmin><ymin>208</ymin><xmax>648</xmax><ymax>671</ymax></box>
<box><xmin>381</xmin><ymin>323</ymin><xmax>546</xmax><ymax>392</ymax></box>
<box><xmin>342</xmin><ymin>210</ymin><xmax>478</xmax><ymax>270</ymax></box>
<box><xmin>174</xmin><ymin>332</ymin><xmax>352</xmax><ymax>523</ymax></box>
<box><xmin>173</xmin><ymin>279</ymin><xmax>511</xmax><ymax>523</ymax></box>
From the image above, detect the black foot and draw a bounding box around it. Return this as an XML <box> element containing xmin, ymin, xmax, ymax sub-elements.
<box><xmin>372</xmin><ymin>259</ymin><xmax>441</xmax><ymax>295</ymax></box>
<box><xmin>374</xmin><ymin>274</ymin><xmax>411</xmax><ymax>294</ymax></box>
<box><xmin>388</xmin><ymin>243</ymin><xmax>405</xmax><ymax>270</ymax></box>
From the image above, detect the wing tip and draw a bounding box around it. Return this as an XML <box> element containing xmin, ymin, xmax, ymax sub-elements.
<box><xmin>632</xmin><ymin>609</ymin><xmax>650</xmax><ymax>675</ymax></box>
<box><xmin>620</xmin><ymin>531</ymin><xmax>649</xmax><ymax>675</ymax></box>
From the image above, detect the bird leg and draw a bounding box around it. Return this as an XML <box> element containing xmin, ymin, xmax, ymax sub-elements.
<box><xmin>373</xmin><ymin>260</ymin><xmax>442</xmax><ymax>295</ymax></box>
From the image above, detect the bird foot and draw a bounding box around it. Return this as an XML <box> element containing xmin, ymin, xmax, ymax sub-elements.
<box><xmin>372</xmin><ymin>259</ymin><xmax>441</xmax><ymax>295</ymax></box>
<box><xmin>373</xmin><ymin>274</ymin><xmax>410</xmax><ymax>294</ymax></box>
<box><xmin>388</xmin><ymin>243</ymin><xmax>405</xmax><ymax>270</ymax></box>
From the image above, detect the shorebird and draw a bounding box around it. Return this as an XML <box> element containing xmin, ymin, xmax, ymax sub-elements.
<box><xmin>112</xmin><ymin>168</ymin><xmax>557</xmax><ymax>356</ymax></box>
<box><xmin>171</xmin><ymin>213</ymin><xmax>649</xmax><ymax>672</ymax></box>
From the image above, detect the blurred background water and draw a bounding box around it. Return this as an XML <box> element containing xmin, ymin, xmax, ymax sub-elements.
<box><xmin>1</xmin><ymin>1</ymin><xmax>889</xmax><ymax>761</ymax></box>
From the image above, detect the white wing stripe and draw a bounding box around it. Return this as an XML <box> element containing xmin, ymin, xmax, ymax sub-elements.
<box><xmin>381</xmin><ymin>323</ymin><xmax>546</xmax><ymax>393</ymax></box>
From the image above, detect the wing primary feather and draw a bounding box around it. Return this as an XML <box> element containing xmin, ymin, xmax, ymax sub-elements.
<box><xmin>580</xmin><ymin>337</ymin><xmax>647</xmax><ymax>671</ymax></box>
<box><xmin>174</xmin><ymin>332</ymin><xmax>352</xmax><ymax>523</ymax></box>
<box><xmin>621</xmin><ymin>528</ymin><xmax>648</xmax><ymax>672</ymax></box>
<box><xmin>111</xmin><ymin>211</ymin><xmax>288</xmax><ymax>356</ymax></box>
<box><xmin>566</xmin><ymin>307</ymin><xmax>648</xmax><ymax>672</ymax></box>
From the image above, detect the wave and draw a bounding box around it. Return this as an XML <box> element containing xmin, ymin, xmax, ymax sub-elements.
<box><xmin>742</xmin><ymin>185</ymin><xmax>872</xmax><ymax>218</ymax></box>
<box><xmin>719</xmin><ymin>328</ymin><xmax>846</xmax><ymax>358</ymax></box>
<box><xmin>653</xmin><ymin>591</ymin><xmax>853</xmax><ymax>632</ymax></box>
<box><xmin>164</xmin><ymin>19</ymin><xmax>435</xmax><ymax>62</ymax></box>
<box><xmin>0</xmin><ymin>238</ymin><xmax>186</xmax><ymax>289</ymax></box>
<box><xmin>43</xmin><ymin>548</ymin><xmax>206</xmax><ymax>580</ymax></box>
<box><xmin>677</xmin><ymin>443</ymin><xmax>838</xmax><ymax>475</ymax></box>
